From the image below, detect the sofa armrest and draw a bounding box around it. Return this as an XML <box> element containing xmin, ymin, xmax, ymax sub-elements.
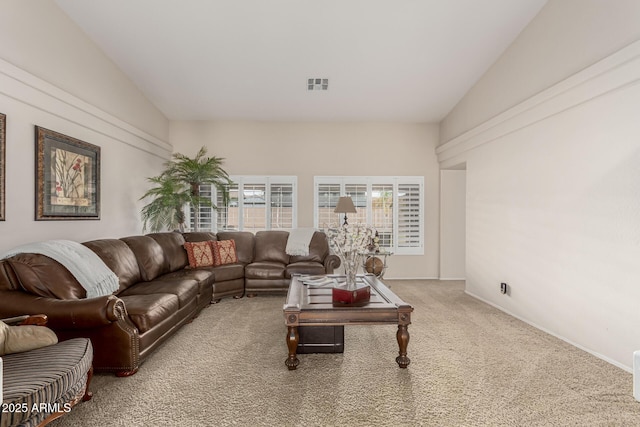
<box><xmin>324</xmin><ymin>254</ymin><xmax>341</xmax><ymax>274</ymax></box>
<box><xmin>0</xmin><ymin>291</ymin><xmax>125</xmax><ymax>329</ymax></box>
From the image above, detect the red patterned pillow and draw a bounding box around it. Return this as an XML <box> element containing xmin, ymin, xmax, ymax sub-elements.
<box><xmin>184</xmin><ymin>241</ymin><xmax>215</xmax><ymax>268</ymax></box>
<box><xmin>213</xmin><ymin>240</ymin><xmax>238</xmax><ymax>266</ymax></box>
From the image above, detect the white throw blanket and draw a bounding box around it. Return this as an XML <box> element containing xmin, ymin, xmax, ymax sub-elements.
<box><xmin>3</xmin><ymin>240</ymin><xmax>119</xmax><ymax>299</ymax></box>
<box><xmin>285</xmin><ymin>228</ymin><xmax>317</xmax><ymax>256</ymax></box>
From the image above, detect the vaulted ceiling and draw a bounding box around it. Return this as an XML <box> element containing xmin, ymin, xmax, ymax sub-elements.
<box><xmin>55</xmin><ymin>0</ymin><xmax>547</xmax><ymax>122</ymax></box>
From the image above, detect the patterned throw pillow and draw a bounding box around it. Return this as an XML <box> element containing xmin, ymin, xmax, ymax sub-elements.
<box><xmin>183</xmin><ymin>241</ymin><xmax>215</xmax><ymax>268</ymax></box>
<box><xmin>212</xmin><ymin>240</ymin><xmax>238</xmax><ymax>266</ymax></box>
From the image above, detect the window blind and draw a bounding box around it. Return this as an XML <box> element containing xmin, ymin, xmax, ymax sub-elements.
<box><xmin>397</xmin><ymin>183</ymin><xmax>422</xmax><ymax>250</ymax></box>
<box><xmin>314</xmin><ymin>176</ymin><xmax>424</xmax><ymax>255</ymax></box>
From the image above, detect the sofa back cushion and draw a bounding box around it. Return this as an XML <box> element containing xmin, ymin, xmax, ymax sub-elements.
<box><xmin>83</xmin><ymin>239</ymin><xmax>141</xmax><ymax>292</ymax></box>
<box><xmin>253</xmin><ymin>231</ymin><xmax>290</xmax><ymax>264</ymax></box>
<box><xmin>289</xmin><ymin>231</ymin><xmax>330</xmax><ymax>263</ymax></box>
<box><xmin>216</xmin><ymin>231</ymin><xmax>255</xmax><ymax>264</ymax></box>
<box><xmin>4</xmin><ymin>253</ymin><xmax>85</xmax><ymax>299</ymax></box>
<box><xmin>183</xmin><ymin>232</ymin><xmax>217</xmax><ymax>243</ymax></box>
<box><xmin>147</xmin><ymin>232</ymin><xmax>189</xmax><ymax>272</ymax></box>
<box><xmin>120</xmin><ymin>236</ymin><xmax>165</xmax><ymax>282</ymax></box>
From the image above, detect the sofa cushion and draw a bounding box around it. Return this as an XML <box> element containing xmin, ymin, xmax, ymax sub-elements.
<box><xmin>182</xmin><ymin>232</ymin><xmax>217</xmax><ymax>243</ymax></box>
<box><xmin>5</xmin><ymin>254</ymin><xmax>86</xmax><ymax>299</ymax></box>
<box><xmin>121</xmin><ymin>236</ymin><xmax>166</xmax><ymax>281</ymax></box>
<box><xmin>286</xmin><ymin>262</ymin><xmax>327</xmax><ymax>278</ymax></box>
<box><xmin>118</xmin><ymin>293</ymin><xmax>179</xmax><ymax>333</ymax></box>
<box><xmin>289</xmin><ymin>231</ymin><xmax>329</xmax><ymax>263</ymax></box>
<box><xmin>211</xmin><ymin>263</ymin><xmax>244</xmax><ymax>282</ymax></box>
<box><xmin>118</xmin><ymin>279</ymin><xmax>199</xmax><ymax>308</ymax></box>
<box><xmin>147</xmin><ymin>232</ymin><xmax>189</xmax><ymax>272</ymax></box>
<box><xmin>253</xmin><ymin>231</ymin><xmax>290</xmax><ymax>264</ymax></box>
<box><xmin>245</xmin><ymin>262</ymin><xmax>286</xmax><ymax>280</ymax></box>
<box><xmin>83</xmin><ymin>239</ymin><xmax>141</xmax><ymax>292</ymax></box>
<box><xmin>184</xmin><ymin>241</ymin><xmax>215</xmax><ymax>268</ymax></box>
<box><xmin>158</xmin><ymin>268</ymin><xmax>216</xmax><ymax>296</ymax></box>
<box><xmin>217</xmin><ymin>231</ymin><xmax>254</xmax><ymax>264</ymax></box>
<box><xmin>212</xmin><ymin>240</ymin><xmax>238</xmax><ymax>265</ymax></box>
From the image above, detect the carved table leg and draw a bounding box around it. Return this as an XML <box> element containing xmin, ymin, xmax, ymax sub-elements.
<box><xmin>285</xmin><ymin>325</ymin><xmax>300</xmax><ymax>370</ymax></box>
<box><xmin>396</xmin><ymin>324</ymin><xmax>411</xmax><ymax>368</ymax></box>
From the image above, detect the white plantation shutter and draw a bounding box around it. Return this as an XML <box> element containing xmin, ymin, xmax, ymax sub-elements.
<box><xmin>372</xmin><ymin>184</ymin><xmax>394</xmax><ymax>247</ymax></box>
<box><xmin>316</xmin><ymin>182</ymin><xmax>341</xmax><ymax>228</ymax></box>
<box><xmin>396</xmin><ymin>183</ymin><xmax>422</xmax><ymax>253</ymax></box>
<box><xmin>217</xmin><ymin>183</ymin><xmax>239</xmax><ymax>231</ymax></box>
<box><xmin>314</xmin><ymin>176</ymin><xmax>424</xmax><ymax>254</ymax></box>
<box><xmin>345</xmin><ymin>183</ymin><xmax>368</xmax><ymax>224</ymax></box>
<box><xmin>185</xmin><ymin>184</ymin><xmax>214</xmax><ymax>232</ymax></box>
<box><xmin>191</xmin><ymin>177</ymin><xmax>296</xmax><ymax>232</ymax></box>
<box><xmin>196</xmin><ymin>184</ymin><xmax>213</xmax><ymax>231</ymax></box>
<box><xmin>270</xmin><ymin>182</ymin><xmax>293</xmax><ymax>229</ymax></box>
<box><xmin>242</xmin><ymin>183</ymin><xmax>266</xmax><ymax>232</ymax></box>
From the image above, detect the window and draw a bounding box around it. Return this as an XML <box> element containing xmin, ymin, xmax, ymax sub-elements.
<box><xmin>316</xmin><ymin>183</ymin><xmax>341</xmax><ymax>228</ymax></box>
<box><xmin>314</xmin><ymin>176</ymin><xmax>424</xmax><ymax>255</ymax></box>
<box><xmin>188</xmin><ymin>176</ymin><xmax>297</xmax><ymax>233</ymax></box>
<box><xmin>186</xmin><ymin>184</ymin><xmax>215</xmax><ymax>232</ymax></box>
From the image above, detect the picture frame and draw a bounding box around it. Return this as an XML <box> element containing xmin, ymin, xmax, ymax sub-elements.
<box><xmin>0</xmin><ymin>113</ymin><xmax>5</xmax><ymax>221</ymax></box>
<box><xmin>35</xmin><ymin>126</ymin><xmax>100</xmax><ymax>220</ymax></box>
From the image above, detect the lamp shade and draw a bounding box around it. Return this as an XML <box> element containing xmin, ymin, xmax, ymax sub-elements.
<box><xmin>334</xmin><ymin>196</ymin><xmax>357</xmax><ymax>214</ymax></box>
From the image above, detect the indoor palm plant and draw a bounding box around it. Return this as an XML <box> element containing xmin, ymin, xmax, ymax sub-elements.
<box><xmin>140</xmin><ymin>146</ymin><xmax>232</xmax><ymax>232</ymax></box>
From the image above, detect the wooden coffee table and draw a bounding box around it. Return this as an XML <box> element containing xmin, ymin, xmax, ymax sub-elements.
<box><xmin>283</xmin><ymin>274</ymin><xmax>413</xmax><ymax>370</ymax></box>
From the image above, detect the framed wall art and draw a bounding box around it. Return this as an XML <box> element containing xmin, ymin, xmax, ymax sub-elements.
<box><xmin>0</xmin><ymin>113</ymin><xmax>5</xmax><ymax>221</ymax></box>
<box><xmin>35</xmin><ymin>126</ymin><xmax>100</xmax><ymax>220</ymax></box>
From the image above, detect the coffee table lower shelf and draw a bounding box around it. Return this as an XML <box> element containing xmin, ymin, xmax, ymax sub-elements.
<box><xmin>297</xmin><ymin>326</ymin><xmax>344</xmax><ymax>354</ymax></box>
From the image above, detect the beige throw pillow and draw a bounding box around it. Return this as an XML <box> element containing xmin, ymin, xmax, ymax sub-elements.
<box><xmin>0</xmin><ymin>321</ymin><xmax>58</xmax><ymax>355</ymax></box>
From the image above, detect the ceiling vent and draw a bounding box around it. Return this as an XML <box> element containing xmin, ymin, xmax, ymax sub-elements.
<box><xmin>307</xmin><ymin>78</ymin><xmax>329</xmax><ymax>91</ymax></box>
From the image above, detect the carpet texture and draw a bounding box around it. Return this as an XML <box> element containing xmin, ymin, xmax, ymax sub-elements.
<box><xmin>50</xmin><ymin>280</ymin><xmax>640</xmax><ymax>426</ymax></box>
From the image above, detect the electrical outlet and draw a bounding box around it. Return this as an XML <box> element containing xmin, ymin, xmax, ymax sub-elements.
<box><xmin>500</xmin><ymin>282</ymin><xmax>508</xmax><ymax>294</ymax></box>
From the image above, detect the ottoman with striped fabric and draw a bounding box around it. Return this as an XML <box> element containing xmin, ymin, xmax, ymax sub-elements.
<box><xmin>0</xmin><ymin>338</ymin><xmax>93</xmax><ymax>427</ymax></box>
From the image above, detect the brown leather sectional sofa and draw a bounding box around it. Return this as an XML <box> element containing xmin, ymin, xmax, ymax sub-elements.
<box><xmin>0</xmin><ymin>230</ymin><xmax>339</xmax><ymax>376</ymax></box>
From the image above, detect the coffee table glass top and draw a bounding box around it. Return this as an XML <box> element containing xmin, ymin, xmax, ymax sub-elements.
<box><xmin>285</xmin><ymin>274</ymin><xmax>410</xmax><ymax>317</ymax></box>
<box><xmin>301</xmin><ymin>276</ymin><xmax>393</xmax><ymax>309</ymax></box>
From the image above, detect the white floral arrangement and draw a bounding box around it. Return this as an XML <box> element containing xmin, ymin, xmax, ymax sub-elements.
<box><xmin>326</xmin><ymin>223</ymin><xmax>376</xmax><ymax>255</ymax></box>
<box><xmin>370</xmin><ymin>231</ymin><xmax>380</xmax><ymax>252</ymax></box>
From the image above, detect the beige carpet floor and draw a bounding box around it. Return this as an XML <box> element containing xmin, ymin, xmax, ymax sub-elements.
<box><xmin>51</xmin><ymin>280</ymin><xmax>640</xmax><ymax>426</ymax></box>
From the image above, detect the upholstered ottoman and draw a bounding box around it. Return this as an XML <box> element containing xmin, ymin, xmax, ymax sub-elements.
<box><xmin>1</xmin><ymin>338</ymin><xmax>93</xmax><ymax>427</ymax></box>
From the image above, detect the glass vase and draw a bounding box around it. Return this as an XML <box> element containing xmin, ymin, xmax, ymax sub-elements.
<box><xmin>341</xmin><ymin>250</ymin><xmax>362</xmax><ymax>288</ymax></box>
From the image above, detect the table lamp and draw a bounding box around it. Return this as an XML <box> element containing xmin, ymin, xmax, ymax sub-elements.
<box><xmin>334</xmin><ymin>196</ymin><xmax>357</xmax><ymax>225</ymax></box>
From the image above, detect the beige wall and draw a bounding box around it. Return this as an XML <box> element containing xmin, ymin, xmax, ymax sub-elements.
<box><xmin>439</xmin><ymin>0</ymin><xmax>640</xmax><ymax>371</ymax></box>
<box><xmin>439</xmin><ymin>170</ymin><xmax>466</xmax><ymax>279</ymax></box>
<box><xmin>0</xmin><ymin>0</ymin><xmax>168</xmax><ymax>141</ymax></box>
<box><xmin>440</xmin><ymin>0</ymin><xmax>640</xmax><ymax>142</ymax></box>
<box><xmin>170</xmin><ymin>121</ymin><xmax>440</xmax><ymax>279</ymax></box>
<box><xmin>0</xmin><ymin>1</ymin><xmax>171</xmax><ymax>252</ymax></box>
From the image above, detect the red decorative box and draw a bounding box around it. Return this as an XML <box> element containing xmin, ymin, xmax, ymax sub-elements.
<box><xmin>332</xmin><ymin>282</ymin><xmax>371</xmax><ymax>306</ymax></box>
